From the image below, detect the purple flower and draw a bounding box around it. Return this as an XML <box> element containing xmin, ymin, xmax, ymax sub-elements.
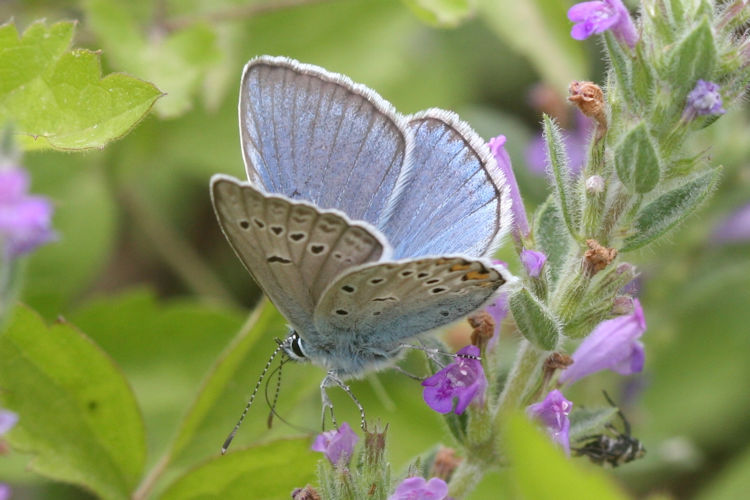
<box><xmin>0</xmin><ymin>483</ymin><xmax>10</xmax><ymax>500</ymax></box>
<box><xmin>489</xmin><ymin>135</ymin><xmax>529</xmax><ymax>241</ymax></box>
<box><xmin>527</xmin><ymin>390</ymin><xmax>573</xmax><ymax>455</ymax></box>
<box><xmin>713</xmin><ymin>202</ymin><xmax>750</xmax><ymax>243</ymax></box>
<box><xmin>388</xmin><ymin>477</ymin><xmax>448</xmax><ymax>500</ymax></box>
<box><xmin>520</xmin><ymin>249</ymin><xmax>547</xmax><ymax>278</ymax></box>
<box><xmin>0</xmin><ymin>410</ymin><xmax>18</xmax><ymax>435</ymax></box>
<box><xmin>559</xmin><ymin>299</ymin><xmax>647</xmax><ymax>386</ymax></box>
<box><xmin>486</xmin><ymin>295</ymin><xmax>509</xmax><ymax>350</ymax></box>
<box><xmin>311</xmin><ymin>422</ymin><xmax>358</xmax><ymax>465</ymax></box>
<box><xmin>526</xmin><ymin>112</ymin><xmax>591</xmax><ymax>177</ymax></box>
<box><xmin>568</xmin><ymin>0</ymin><xmax>639</xmax><ymax>48</ymax></box>
<box><xmin>0</xmin><ymin>167</ymin><xmax>55</xmax><ymax>258</ymax></box>
<box><xmin>422</xmin><ymin>345</ymin><xmax>487</xmax><ymax>414</ymax></box>
<box><xmin>684</xmin><ymin>80</ymin><xmax>726</xmax><ymax>120</ymax></box>
<box><xmin>486</xmin><ymin>261</ymin><xmax>509</xmax><ymax>350</ymax></box>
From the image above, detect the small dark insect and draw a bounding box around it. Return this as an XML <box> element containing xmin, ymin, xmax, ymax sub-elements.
<box><xmin>573</xmin><ymin>392</ymin><xmax>646</xmax><ymax>467</ymax></box>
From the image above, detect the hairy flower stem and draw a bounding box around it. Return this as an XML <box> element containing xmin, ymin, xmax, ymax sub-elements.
<box><xmin>581</xmin><ymin>138</ymin><xmax>607</xmax><ymax>237</ymax></box>
<box><xmin>447</xmin><ymin>459</ymin><xmax>483</xmax><ymax>499</ymax></box>
<box><xmin>494</xmin><ymin>340</ymin><xmax>545</xmax><ymax>424</ymax></box>
<box><xmin>552</xmin><ymin>262</ymin><xmax>593</xmax><ymax>323</ymax></box>
<box><xmin>597</xmin><ymin>185</ymin><xmax>631</xmax><ymax>244</ymax></box>
<box><xmin>582</xmin><ymin>187</ymin><xmax>606</xmax><ymax>237</ymax></box>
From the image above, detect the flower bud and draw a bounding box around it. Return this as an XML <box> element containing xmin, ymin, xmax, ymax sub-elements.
<box><xmin>585</xmin><ymin>175</ymin><xmax>605</xmax><ymax>194</ymax></box>
<box><xmin>311</xmin><ymin>422</ymin><xmax>358</xmax><ymax>466</ymax></box>
<box><xmin>468</xmin><ymin>310</ymin><xmax>495</xmax><ymax>352</ymax></box>
<box><xmin>612</xmin><ymin>295</ymin><xmax>635</xmax><ymax>315</ymax></box>
<box><xmin>683</xmin><ymin>80</ymin><xmax>726</xmax><ymax>121</ymax></box>
<box><xmin>568</xmin><ymin>81</ymin><xmax>607</xmax><ymax>137</ymax></box>
<box><xmin>292</xmin><ymin>486</ymin><xmax>321</xmax><ymax>500</ymax></box>
<box><xmin>521</xmin><ymin>249</ymin><xmax>547</xmax><ymax>278</ymax></box>
<box><xmin>429</xmin><ymin>447</ymin><xmax>462</xmax><ymax>481</ymax></box>
<box><xmin>583</xmin><ymin>239</ymin><xmax>617</xmax><ymax>275</ymax></box>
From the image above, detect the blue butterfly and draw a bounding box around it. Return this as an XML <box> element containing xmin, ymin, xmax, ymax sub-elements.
<box><xmin>211</xmin><ymin>56</ymin><xmax>512</xmax><ymax>446</ymax></box>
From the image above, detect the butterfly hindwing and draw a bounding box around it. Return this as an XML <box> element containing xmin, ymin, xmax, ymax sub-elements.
<box><xmin>382</xmin><ymin>110</ymin><xmax>511</xmax><ymax>259</ymax></box>
<box><xmin>240</xmin><ymin>56</ymin><xmax>412</xmax><ymax>227</ymax></box>
<box><xmin>312</xmin><ymin>257</ymin><xmax>506</xmax><ymax>347</ymax></box>
<box><xmin>211</xmin><ymin>175</ymin><xmax>391</xmax><ymax>332</ymax></box>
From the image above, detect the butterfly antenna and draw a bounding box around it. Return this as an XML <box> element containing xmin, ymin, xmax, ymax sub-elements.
<box><xmin>221</xmin><ymin>341</ymin><xmax>283</xmax><ymax>455</ymax></box>
<box><xmin>400</xmin><ymin>343</ymin><xmax>482</xmax><ymax>367</ymax></box>
<box><xmin>263</xmin><ymin>359</ymin><xmax>316</xmax><ymax>433</ymax></box>
<box><xmin>266</xmin><ymin>357</ymin><xmax>285</xmax><ymax>429</ymax></box>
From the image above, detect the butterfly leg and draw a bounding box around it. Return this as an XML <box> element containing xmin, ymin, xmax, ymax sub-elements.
<box><xmin>330</xmin><ymin>374</ymin><xmax>367</xmax><ymax>432</ymax></box>
<box><xmin>320</xmin><ymin>373</ymin><xmax>338</xmax><ymax>430</ymax></box>
<box><xmin>391</xmin><ymin>365</ymin><xmax>425</xmax><ymax>381</ymax></box>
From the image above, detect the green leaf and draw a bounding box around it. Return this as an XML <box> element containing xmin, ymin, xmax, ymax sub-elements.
<box><xmin>0</xmin><ymin>21</ymin><xmax>162</xmax><ymax>151</ymax></box>
<box><xmin>509</xmin><ymin>288</ymin><xmax>561</xmax><ymax>350</ymax></box>
<box><xmin>604</xmin><ymin>31</ymin><xmax>635</xmax><ymax>105</ymax></box>
<box><xmin>666</xmin><ymin>0</ymin><xmax>687</xmax><ymax>26</ymax></box>
<box><xmin>68</xmin><ymin>289</ymin><xmax>245</xmax><ymax>468</ymax></box>
<box><xmin>166</xmin><ymin>301</ymin><xmax>278</xmax><ymax>461</ymax></box>
<box><xmin>621</xmin><ymin>168</ymin><xmax>719</xmax><ymax>251</ymax></box>
<box><xmin>534</xmin><ymin>196</ymin><xmax>571</xmax><ymax>284</ymax></box>
<box><xmin>85</xmin><ymin>0</ymin><xmax>219</xmax><ymax>118</ymax></box>
<box><xmin>631</xmin><ymin>43</ymin><xmax>655</xmax><ymax>103</ymax></box>
<box><xmin>543</xmin><ymin>114</ymin><xmax>578</xmax><ymax>236</ymax></box>
<box><xmin>614</xmin><ymin>123</ymin><xmax>661</xmax><ymax>194</ymax></box>
<box><xmin>668</xmin><ymin>18</ymin><xmax>717</xmax><ymax>94</ymax></box>
<box><xmin>159</xmin><ymin>300</ymin><xmax>320</xmax><ymax>483</ymax></box>
<box><xmin>400</xmin><ymin>0</ymin><xmax>474</xmax><ymax>27</ymax></box>
<box><xmin>159</xmin><ymin>438</ymin><xmax>318</xmax><ymax>500</ymax></box>
<box><xmin>0</xmin><ymin>305</ymin><xmax>146</xmax><ymax>500</ymax></box>
<box><xmin>505</xmin><ymin>414</ymin><xmax>629</xmax><ymax>500</ymax></box>
<box><xmin>478</xmin><ymin>0</ymin><xmax>587</xmax><ymax>92</ymax></box>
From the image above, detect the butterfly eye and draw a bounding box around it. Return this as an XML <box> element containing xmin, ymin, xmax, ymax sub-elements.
<box><xmin>290</xmin><ymin>334</ymin><xmax>306</xmax><ymax>359</ymax></box>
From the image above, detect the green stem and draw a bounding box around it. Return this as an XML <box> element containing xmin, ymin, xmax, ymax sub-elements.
<box><xmin>494</xmin><ymin>341</ymin><xmax>544</xmax><ymax>420</ymax></box>
<box><xmin>448</xmin><ymin>460</ymin><xmax>483</xmax><ymax>499</ymax></box>
<box><xmin>597</xmin><ymin>184</ymin><xmax>631</xmax><ymax>245</ymax></box>
<box><xmin>551</xmin><ymin>268</ymin><xmax>591</xmax><ymax>324</ymax></box>
<box><xmin>132</xmin><ymin>305</ymin><xmax>266</xmax><ymax>499</ymax></box>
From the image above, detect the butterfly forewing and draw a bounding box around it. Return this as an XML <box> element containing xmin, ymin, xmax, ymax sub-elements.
<box><xmin>382</xmin><ymin>110</ymin><xmax>510</xmax><ymax>259</ymax></box>
<box><xmin>211</xmin><ymin>175</ymin><xmax>391</xmax><ymax>332</ymax></box>
<box><xmin>312</xmin><ymin>257</ymin><xmax>506</xmax><ymax>347</ymax></box>
<box><xmin>240</xmin><ymin>56</ymin><xmax>412</xmax><ymax>227</ymax></box>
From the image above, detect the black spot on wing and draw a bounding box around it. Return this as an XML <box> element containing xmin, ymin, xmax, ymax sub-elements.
<box><xmin>267</xmin><ymin>255</ymin><xmax>292</xmax><ymax>264</ymax></box>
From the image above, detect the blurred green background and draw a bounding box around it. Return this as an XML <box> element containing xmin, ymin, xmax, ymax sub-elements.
<box><xmin>1</xmin><ymin>0</ymin><xmax>750</xmax><ymax>498</ymax></box>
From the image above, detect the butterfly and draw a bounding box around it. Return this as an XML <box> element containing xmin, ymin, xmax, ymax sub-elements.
<box><xmin>211</xmin><ymin>56</ymin><xmax>512</xmax><ymax>445</ymax></box>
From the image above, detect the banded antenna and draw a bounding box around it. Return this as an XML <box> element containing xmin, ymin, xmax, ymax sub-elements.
<box><xmin>266</xmin><ymin>357</ymin><xmax>285</xmax><ymax>429</ymax></box>
<box><xmin>221</xmin><ymin>340</ymin><xmax>284</xmax><ymax>454</ymax></box>
<box><xmin>264</xmin><ymin>359</ymin><xmax>315</xmax><ymax>434</ymax></box>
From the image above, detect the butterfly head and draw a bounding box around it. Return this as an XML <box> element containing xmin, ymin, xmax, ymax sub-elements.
<box><xmin>280</xmin><ymin>330</ymin><xmax>308</xmax><ymax>362</ymax></box>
